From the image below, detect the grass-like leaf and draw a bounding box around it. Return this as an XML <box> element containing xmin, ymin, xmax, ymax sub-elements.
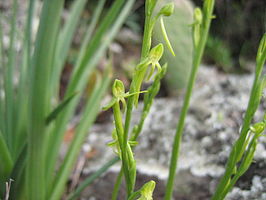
<box><xmin>46</xmin><ymin>92</ymin><xmax>78</xmax><ymax>125</ymax></box>
<box><xmin>49</xmin><ymin>70</ymin><xmax>111</xmax><ymax>199</ymax></box>
<box><xmin>27</xmin><ymin>0</ymin><xmax>64</xmax><ymax>199</ymax></box>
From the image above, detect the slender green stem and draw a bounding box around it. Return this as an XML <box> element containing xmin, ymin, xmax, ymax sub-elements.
<box><xmin>123</xmin><ymin>0</ymin><xmax>155</xmax><ymax>139</ymax></box>
<box><xmin>211</xmin><ymin>34</ymin><xmax>266</xmax><ymax>200</ymax></box>
<box><xmin>164</xmin><ymin>1</ymin><xmax>215</xmax><ymax>199</ymax></box>
<box><xmin>111</xmin><ymin>0</ymin><xmax>157</xmax><ymax>196</ymax></box>
<box><xmin>113</xmin><ymin>102</ymin><xmax>133</xmax><ymax>196</ymax></box>
<box><xmin>113</xmin><ymin>1</ymin><xmax>165</xmax><ymax>196</ymax></box>
<box><xmin>112</xmin><ymin>166</ymin><xmax>124</xmax><ymax>200</ymax></box>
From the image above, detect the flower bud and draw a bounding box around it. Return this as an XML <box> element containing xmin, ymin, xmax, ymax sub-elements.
<box><xmin>250</xmin><ymin>122</ymin><xmax>265</xmax><ymax>134</ymax></box>
<box><xmin>256</xmin><ymin>34</ymin><xmax>266</xmax><ymax>64</ymax></box>
<box><xmin>149</xmin><ymin>43</ymin><xmax>164</xmax><ymax>64</ymax></box>
<box><xmin>112</xmin><ymin>79</ymin><xmax>125</xmax><ymax>97</ymax></box>
<box><xmin>139</xmin><ymin>180</ymin><xmax>156</xmax><ymax>199</ymax></box>
<box><xmin>159</xmin><ymin>3</ymin><xmax>174</xmax><ymax>17</ymax></box>
<box><xmin>194</xmin><ymin>8</ymin><xmax>203</xmax><ymax>24</ymax></box>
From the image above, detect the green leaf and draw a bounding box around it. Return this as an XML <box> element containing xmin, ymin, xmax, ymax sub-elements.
<box><xmin>45</xmin><ymin>0</ymin><xmax>133</xmax><ymax>183</ymax></box>
<box><xmin>45</xmin><ymin>92</ymin><xmax>78</xmax><ymax>125</ymax></box>
<box><xmin>49</xmin><ymin>68</ymin><xmax>111</xmax><ymax>200</ymax></box>
<box><xmin>51</xmin><ymin>0</ymin><xmax>87</xmax><ymax>98</ymax></box>
<box><xmin>9</xmin><ymin>145</ymin><xmax>27</xmax><ymax>200</ymax></box>
<box><xmin>67</xmin><ymin>157</ymin><xmax>120</xmax><ymax>200</ymax></box>
<box><xmin>44</xmin><ymin>0</ymin><xmax>107</xmax><ymax>184</ymax></box>
<box><xmin>27</xmin><ymin>0</ymin><xmax>64</xmax><ymax>199</ymax></box>
<box><xmin>0</xmin><ymin>131</ymin><xmax>13</xmax><ymax>194</ymax></box>
<box><xmin>4</xmin><ymin>0</ymin><xmax>18</xmax><ymax>154</ymax></box>
<box><xmin>102</xmin><ymin>98</ymin><xmax>117</xmax><ymax>111</ymax></box>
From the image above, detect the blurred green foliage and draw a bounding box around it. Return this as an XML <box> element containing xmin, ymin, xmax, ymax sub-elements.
<box><xmin>205</xmin><ymin>35</ymin><xmax>233</xmax><ymax>71</ymax></box>
<box><xmin>193</xmin><ymin>0</ymin><xmax>266</xmax><ymax>69</ymax></box>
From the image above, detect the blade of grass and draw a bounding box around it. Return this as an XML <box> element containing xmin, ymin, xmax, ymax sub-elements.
<box><xmin>73</xmin><ymin>0</ymin><xmax>107</xmax><ymax>80</ymax></box>
<box><xmin>27</xmin><ymin>0</ymin><xmax>64</xmax><ymax>199</ymax></box>
<box><xmin>45</xmin><ymin>0</ymin><xmax>108</xmax><ymax>183</ymax></box>
<box><xmin>46</xmin><ymin>92</ymin><xmax>78</xmax><ymax>125</ymax></box>
<box><xmin>111</xmin><ymin>166</ymin><xmax>124</xmax><ymax>200</ymax></box>
<box><xmin>45</xmin><ymin>0</ymin><xmax>132</xmax><ymax>183</ymax></box>
<box><xmin>0</xmin><ymin>131</ymin><xmax>13</xmax><ymax>195</ymax></box>
<box><xmin>67</xmin><ymin>157</ymin><xmax>120</xmax><ymax>200</ymax></box>
<box><xmin>3</xmin><ymin>0</ymin><xmax>18</xmax><ymax>155</ymax></box>
<box><xmin>9</xmin><ymin>145</ymin><xmax>27</xmax><ymax>200</ymax></box>
<box><xmin>51</xmin><ymin>0</ymin><xmax>87</xmax><ymax>99</ymax></box>
<box><xmin>66</xmin><ymin>0</ymin><xmax>125</xmax><ymax>94</ymax></box>
<box><xmin>13</xmin><ymin>0</ymin><xmax>35</xmax><ymax>158</ymax></box>
<box><xmin>0</xmin><ymin>22</ymin><xmax>5</xmax><ymax>136</ymax></box>
<box><xmin>49</xmin><ymin>70</ymin><xmax>111</xmax><ymax>200</ymax></box>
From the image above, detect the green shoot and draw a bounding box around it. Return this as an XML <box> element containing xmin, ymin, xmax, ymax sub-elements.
<box><xmin>164</xmin><ymin>0</ymin><xmax>215</xmax><ymax>199</ymax></box>
<box><xmin>211</xmin><ymin>33</ymin><xmax>266</xmax><ymax>200</ymax></box>
<box><xmin>102</xmin><ymin>1</ymin><xmax>176</xmax><ymax>198</ymax></box>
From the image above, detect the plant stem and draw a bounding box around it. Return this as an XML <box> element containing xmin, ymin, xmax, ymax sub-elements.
<box><xmin>112</xmin><ymin>1</ymin><xmax>164</xmax><ymax>196</ymax></box>
<box><xmin>211</xmin><ymin>34</ymin><xmax>266</xmax><ymax>200</ymax></box>
<box><xmin>123</xmin><ymin>0</ymin><xmax>155</xmax><ymax>139</ymax></box>
<box><xmin>164</xmin><ymin>1</ymin><xmax>215</xmax><ymax>199</ymax></box>
<box><xmin>113</xmin><ymin>102</ymin><xmax>133</xmax><ymax>197</ymax></box>
<box><xmin>111</xmin><ymin>166</ymin><xmax>124</xmax><ymax>200</ymax></box>
<box><xmin>115</xmin><ymin>1</ymin><xmax>156</xmax><ymax>196</ymax></box>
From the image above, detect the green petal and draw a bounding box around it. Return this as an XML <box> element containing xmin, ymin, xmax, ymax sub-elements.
<box><xmin>102</xmin><ymin>98</ymin><xmax>117</xmax><ymax>111</ymax></box>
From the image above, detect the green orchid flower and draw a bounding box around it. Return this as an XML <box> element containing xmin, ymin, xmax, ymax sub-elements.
<box><xmin>137</xmin><ymin>181</ymin><xmax>156</xmax><ymax>200</ymax></box>
<box><xmin>108</xmin><ymin>128</ymin><xmax>138</xmax><ymax>158</ymax></box>
<box><xmin>103</xmin><ymin>79</ymin><xmax>147</xmax><ymax>112</ymax></box>
<box><xmin>131</xmin><ymin>44</ymin><xmax>164</xmax><ymax>106</ymax></box>
<box><xmin>250</xmin><ymin>122</ymin><xmax>265</xmax><ymax>134</ymax></box>
<box><xmin>192</xmin><ymin>8</ymin><xmax>203</xmax><ymax>47</ymax></box>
